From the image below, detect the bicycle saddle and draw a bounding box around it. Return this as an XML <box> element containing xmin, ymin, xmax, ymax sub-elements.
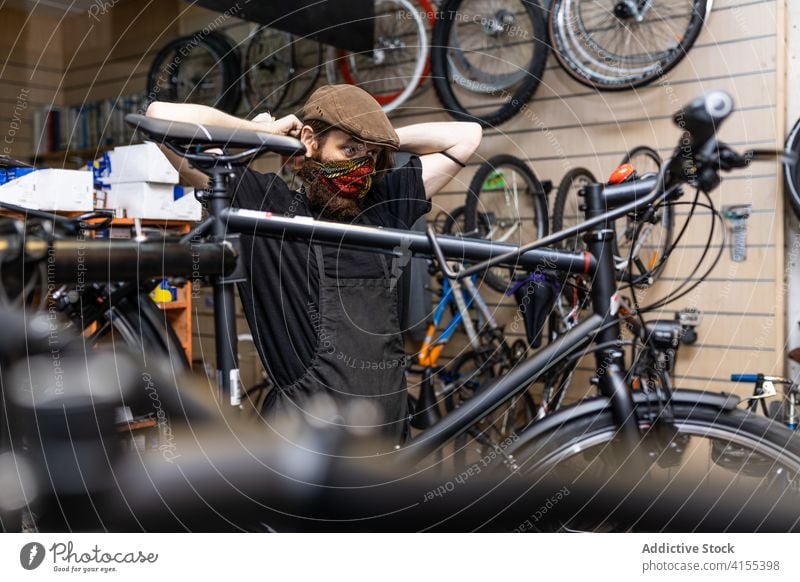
<box><xmin>125</xmin><ymin>114</ymin><xmax>306</xmax><ymax>156</ymax></box>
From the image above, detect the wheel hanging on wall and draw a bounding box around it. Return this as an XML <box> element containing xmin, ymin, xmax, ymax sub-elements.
<box><xmin>430</xmin><ymin>0</ymin><xmax>549</xmax><ymax>127</ymax></box>
<box><xmin>146</xmin><ymin>31</ymin><xmax>242</xmax><ymax>114</ymax></box>
<box><xmin>463</xmin><ymin>154</ymin><xmax>549</xmax><ymax>293</ymax></box>
<box><xmin>324</xmin><ymin>0</ymin><xmax>429</xmax><ymax>113</ymax></box>
<box><xmin>242</xmin><ymin>26</ymin><xmax>323</xmax><ymax>115</ymax></box>
<box><xmin>549</xmin><ymin>0</ymin><xmax>710</xmax><ymax>90</ymax></box>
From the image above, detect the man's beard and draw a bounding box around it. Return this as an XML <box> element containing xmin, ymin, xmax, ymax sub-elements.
<box><xmin>297</xmin><ymin>158</ymin><xmax>369</xmax><ymax>222</ymax></box>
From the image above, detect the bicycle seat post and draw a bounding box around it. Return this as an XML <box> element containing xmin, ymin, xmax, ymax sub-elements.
<box><xmin>204</xmin><ymin>161</ymin><xmax>242</xmax><ymax>406</ymax></box>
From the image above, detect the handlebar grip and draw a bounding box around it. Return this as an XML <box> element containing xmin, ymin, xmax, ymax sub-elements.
<box><xmin>674</xmin><ymin>91</ymin><xmax>734</xmax><ymax>153</ymax></box>
<box><xmin>730</xmin><ymin>374</ymin><xmax>759</xmax><ymax>383</ymax></box>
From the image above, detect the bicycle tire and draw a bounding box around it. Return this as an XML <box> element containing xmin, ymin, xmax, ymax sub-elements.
<box><xmin>324</xmin><ymin>0</ymin><xmax>429</xmax><ymax>113</ymax></box>
<box><xmin>87</xmin><ymin>291</ymin><xmax>190</xmax><ymax>372</ymax></box>
<box><xmin>242</xmin><ymin>27</ymin><xmax>293</xmax><ymax>113</ymax></box>
<box><xmin>549</xmin><ymin>0</ymin><xmax>708</xmax><ymax>91</ymax></box>
<box><xmin>441</xmin><ymin>204</ymin><xmax>491</xmax><ymax>238</ymax></box>
<box><xmin>551</xmin><ymin>166</ymin><xmax>596</xmax><ymax>252</ymax></box>
<box><xmin>494</xmin><ymin>391</ymin><xmax>800</xmax><ymax>530</ymax></box>
<box><xmin>146</xmin><ymin>32</ymin><xmax>242</xmax><ymax>114</ymax></box>
<box><xmin>784</xmin><ymin>116</ymin><xmax>800</xmax><ymax>221</ymax></box>
<box><xmin>464</xmin><ymin>155</ymin><xmax>549</xmax><ymax>293</ymax></box>
<box><xmin>620</xmin><ymin>144</ymin><xmax>661</xmax><ymax>173</ymax></box>
<box><xmin>243</xmin><ymin>28</ymin><xmax>323</xmax><ymax>115</ymax></box>
<box><xmin>430</xmin><ymin>0</ymin><xmax>548</xmax><ymax>127</ymax></box>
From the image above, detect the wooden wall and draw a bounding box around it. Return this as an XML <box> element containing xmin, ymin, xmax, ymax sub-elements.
<box><xmin>0</xmin><ymin>0</ymin><xmax>787</xmax><ymax>400</ymax></box>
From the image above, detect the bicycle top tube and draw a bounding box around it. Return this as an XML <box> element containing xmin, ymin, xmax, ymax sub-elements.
<box><xmin>221</xmin><ymin>208</ymin><xmax>597</xmax><ymax>276</ymax></box>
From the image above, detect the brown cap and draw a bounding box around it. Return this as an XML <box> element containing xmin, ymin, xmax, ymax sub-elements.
<box><xmin>302</xmin><ymin>85</ymin><xmax>399</xmax><ymax>151</ymax></box>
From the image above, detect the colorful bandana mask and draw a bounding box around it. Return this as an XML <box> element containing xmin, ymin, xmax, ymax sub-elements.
<box><xmin>309</xmin><ymin>156</ymin><xmax>376</xmax><ymax>199</ymax></box>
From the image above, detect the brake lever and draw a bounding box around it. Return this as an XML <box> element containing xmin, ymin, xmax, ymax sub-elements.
<box><xmin>74</xmin><ymin>210</ymin><xmax>114</xmax><ymax>232</ymax></box>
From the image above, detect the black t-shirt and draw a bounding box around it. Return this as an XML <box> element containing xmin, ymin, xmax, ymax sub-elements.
<box><xmin>230</xmin><ymin>155</ymin><xmax>430</xmax><ymax>388</ymax></box>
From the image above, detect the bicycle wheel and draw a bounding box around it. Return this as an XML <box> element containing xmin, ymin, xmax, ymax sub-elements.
<box><xmin>441</xmin><ymin>204</ymin><xmax>492</xmax><ymax>238</ymax></box>
<box><xmin>784</xmin><ymin>116</ymin><xmax>800</xmax><ymax>221</ymax></box>
<box><xmin>242</xmin><ymin>27</ymin><xmax>293</xmax><ymax>113</ymax></box>
<box><xmin>324</xmin><ymin>0</ymin><xmax>428</xmax><ymax>113</ymax></box>
<box><xmin>431</xmin><ymin>0</ymin><xmax>548</xmax><ymax>127</ymax></box>
<box><xmin>551</xmin><ymin>166</ymin><xmax>596</xmax><ymax>252</ymax></box>
<box><xmin>550</xmin><ymin>0</ymin><xmax>708</xmax><ymax>90</ymax></box>
<box><xmin>243</xmin><ymin>27</ymin><xmax>323</xmax><ymax>115</ymax></box>
<box><xmin>464</xmin><ymin>155</ymin><xmax>549</xmax><ymax>293</ymax></box>
<box><xmin>613</xmin><ymin>199</ymin><xmax>674</xmax><ymax>286</ymax></box>
<box><xmin>496</xmin><ymin>391</ymin><xmax>800</xmax><ymax>531</ymax></box>
<box><xmin>147</xmin><ymin>32</ymin><xmax>242</xmax><ymax>114</ymax></box>
<box><xmin>621</xmin><ymin>144</ymin><xmax>662</xmax><ymax>175</ymax></box>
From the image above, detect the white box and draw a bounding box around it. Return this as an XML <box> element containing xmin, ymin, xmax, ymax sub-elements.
<box><xmin>0</xmin><ymin>169</ymin><xmax>93</xmax><ymax>211</ymax></box>
<box><xmin>105</xmin><ymin>182</ymin><xmax>202</xmax><ymax>221</ymax></box>
<box><xmin>102</xmin><ymin>142</ymin><xmax>179</xmax><ymax>185</ymax></box>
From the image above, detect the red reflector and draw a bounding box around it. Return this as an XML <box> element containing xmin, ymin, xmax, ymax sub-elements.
<box><xmin>608</xmin><ymin>163</ymin><xmax>635</xmax><ymax>185</ymax></box>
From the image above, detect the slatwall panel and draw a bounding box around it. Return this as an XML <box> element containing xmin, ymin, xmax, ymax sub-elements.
<box><xmin>387</xmin><ymin>0</ymin><xmax>786</xmax><ymax>400</ymax></box>
<box><xmin>0</xmin><ymin>7</ymin><xmax>65</xmax><ymax>158</ymax></box>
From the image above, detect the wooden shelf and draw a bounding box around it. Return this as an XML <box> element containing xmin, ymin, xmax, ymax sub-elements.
<box><xmin>157</xmin><ymin>301</ymin><xmax>187</xmax><ymax>310</ymax></box>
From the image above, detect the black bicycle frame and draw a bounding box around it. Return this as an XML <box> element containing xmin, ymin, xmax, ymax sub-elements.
<box><xmin>200</xmin><ymin>173</ymin><xmax>664</xmax><ymax>461</ymax></box>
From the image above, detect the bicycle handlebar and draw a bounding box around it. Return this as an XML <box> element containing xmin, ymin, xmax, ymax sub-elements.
<box><xmin>730</xmin><ymin>374</ymin><xmax>760</xmax><ymax>383</ymax></box>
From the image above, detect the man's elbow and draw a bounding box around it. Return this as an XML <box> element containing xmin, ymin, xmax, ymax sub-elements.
<box><xmin>145</xmin><ymin>101</ymin><xmax>163</xmax><ymax>118</ymax></box>
<box><xmin>464</xmin><ymin>122</ymin><xmax>483</xmax><ymax>154</ymax></box>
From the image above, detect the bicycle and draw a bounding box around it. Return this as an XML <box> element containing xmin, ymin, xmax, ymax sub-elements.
<box><xmin>730</xmin><ymin>373</ymin><xmax>800</xmax><ymax>431</ymax></box>
<box><xmin>461</xmin><ymin>154</ymin><xmax>551</xmax><ymax>293</ymax></box>
<box><xmin>551</xmin><ymin>145</ymin><xmax>673</xmax><ymax>287</ymax></box>
<box><xmin>115</xmin><ymin>90</ymin><xmax>800</xmax><ymax>532</ymax></box>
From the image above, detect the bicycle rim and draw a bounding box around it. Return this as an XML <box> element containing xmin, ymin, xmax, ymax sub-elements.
<box><xmin>431</xmin><ymin>0</ymin><xmax>548</xmax><ymax>126</ymax></box>
<box><xmin>614</xmin><ymin>201</ymin><xmax>674</xmax><ymax>285</ymax></box>
<box><xmin>325</xmin><ymin>0</ymin><xmax>428</xmax><ymax>112</ymax></box>
<box><xmin>242</xmin><ymin>27</ymin><xmax>293</xmax><ymax>113</ymax></box>
<box><xmin>550</xmin><ymin>0</ymin><xmax>708</xmax><ymax>90</ymax></box>
<box><xmin>464</xmin><ymin>155</ymin><xmax>549</xmax><ymax>293</ymax></box>
<box><xmin>147</xmin><ymin>32</ymin><xmax>241</xmax><ymax>113</ymax></box>
<box><xmin>501</xmin><ymin>398</ymin><xmax>800</xmax><ymax>531</ymax></box>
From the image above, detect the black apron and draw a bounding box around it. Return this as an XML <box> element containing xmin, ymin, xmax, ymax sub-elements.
<box><xmin>263</xmin><ymin>244</ymin><xmax>408</xmax><ymax>445</ymax></box>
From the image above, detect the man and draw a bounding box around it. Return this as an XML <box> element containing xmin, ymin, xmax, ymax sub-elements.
<box><xmin>147</xmin><ymin>85</ymin><xmax>482</xmax><ymax>445</ymax></box>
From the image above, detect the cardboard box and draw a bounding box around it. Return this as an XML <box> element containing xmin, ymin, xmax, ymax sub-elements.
<box><xmin>0</xmin><ymin>168</ymin><xmax>94</xmax><ymax>211</ymax></box>
<box><xmin>102</xmin><ymin>142</ymin><xmax>179</xmax><ymax>185</ymax></box>
<box><xmin>105</xmin><ymin>182</ymin><xmax>202</xmax><ymax>220</ymax></box>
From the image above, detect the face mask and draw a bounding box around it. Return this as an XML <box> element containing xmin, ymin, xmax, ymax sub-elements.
<box><xmin>309</xmin><ymin>155</ymin><xmax>376</xmax><ymax>199</ymax></box>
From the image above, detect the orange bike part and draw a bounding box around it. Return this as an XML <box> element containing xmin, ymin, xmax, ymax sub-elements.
<box><xmin>608</xmin><ymin>163</ymin><xmax>635</xmax><ymax>185</ymax></box>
